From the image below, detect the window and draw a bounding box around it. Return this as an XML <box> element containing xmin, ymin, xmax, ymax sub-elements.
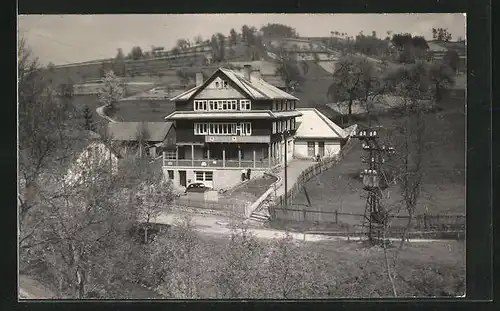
<box><xmin>167</xmin><ymin>170</ymin><xmax>174</xmax><ymax>179</ymax></box>
<box><xmin>194</xmin><ymin>123</ymin><xmax>208</xmax><ymax>135</ymax></box>
<box><xmin>195</xmin><ymin>171</ymin><xmax>213</xmax><ymax>181</ymax></box>
<box><xmin>215</xmin><ymin>82</ymin><xmax>219</xmax><ymax>88</ymax></box>
<box><xmin>240</xmin><ymin>122</ymin><xmax>252</xmax><ymax>136</ymax></box>
<box><xmin>164</xmin><ymin>150</ymin><xmax>176</xmax><ymax>159</ymax></box>
<box><xmin>272</xmin><ymin>122</ymin><xmax>276</xmax><ymax>134</ymax></box>
<box><xmin>223</xmin><ymin>81</ymin><xmax>228</xmax><ymax>88</ymax></box>
<box><xmin>240</xmin><ymin>99</ymin><xmax>251</xmax><ymax>110</ymax></box>
<box><xmin>194</xmin><ymin>100</ymin><xmax>207</xmax><ymax>111</ymax></box>
<box><xmin>277</xmin><ymin>121</ymin><xmax>282</xmax><ymax>132</ymax></box>
<box><xmin>273</xmin><ymin>101</ymin><xmax>277</xmax><ymax>111</ymax></box>
<box><xmin>205</xmin><ymin>171</ymin><xmax>213</xmax><ymax>181</ymax></box>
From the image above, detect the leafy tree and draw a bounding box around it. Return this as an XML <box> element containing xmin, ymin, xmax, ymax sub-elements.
<box><xmin>432</xmin><ymin>27</ymin><xmax>452</xmax><ymax>41</ymax></box>
<box><xmin>113</xmin><ymin>48</ymin><xmax>127</xmax><ymax>77</ymax></box>
<box><xmin>442</xmin><ymin>49</ymin><xmax>460</xmax><ymax>72</ymax></box>
<box><xmin>82</xmin><ymin>105</ymin><xmax>96</xmax><ymax>132</ymax></box>
<box><xmin>97</xmin><ymin>70</ymin><xmax>124</xmax><ymax>111</ymax></box>
<box><xmin>327</xmin><ymin>55</ymin><xmax>375</xmax><ymax>120</ymax></box>
<box><xmin>428</xmin><ymin>62</ymin><xmax>455</xmax><ymax>102</ymax></box>
<box><xmin>391</xmin><ymin>33</ymin><xmax>429</xmax><ymax>63</ymax></box>
<box><xmin>229</xmin><ymin>28</ymin><xmax>238</xmax><ymax>45</ymax></box>
<box><xmin>176</xmin><ymin>39</ymin><xmax>189</xmax><ymax>50</ymax></box>
<box><xmin>128</xmin><ymin>46</ymin><xmax>144</xmax><ymax>60</ymax></box>
<box><xmin>241</xmin><ymin>25</ymin><xmax>257</xmax><ymax>45</ymax></box>
<box><xmin>194</xmin><ymin>35</ymin><xmax>203</xmax><ymax>45</ymax></box>
<box><xmin>171</xmin><ymin>47</ymin><xmax>180</xmax><ymax>57</ymax></box>
<box><xmin>260</xmin><ymin>23</ymin><xmax>298</xmax><ymax>38</ymax></box>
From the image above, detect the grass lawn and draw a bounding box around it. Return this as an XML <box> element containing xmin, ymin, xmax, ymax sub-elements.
<box><xmin>222</xmin><ymin>174</ymin><xmax>278</xmax><ymax>206</ymax></box>
<box><xmin>290</xmin><ymin>94</ymin><xmax>465</xmax><ymax>227</ymax></box>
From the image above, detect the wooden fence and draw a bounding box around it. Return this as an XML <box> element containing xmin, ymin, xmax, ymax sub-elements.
<box><xmin>270</xmin><ymin>207</ymin><xmax>466</xmax><ymax>231</ymax></box>
<box><xmin>270</xmin><ymin>135</ymin><xmax>358</xmax><ymax>208</ymax></box>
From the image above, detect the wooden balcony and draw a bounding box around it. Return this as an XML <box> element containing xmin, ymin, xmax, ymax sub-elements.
<box><xmin>163</xmin><ymin>157</ymin><xmax>274</xmax><ymax>169</ymax></box>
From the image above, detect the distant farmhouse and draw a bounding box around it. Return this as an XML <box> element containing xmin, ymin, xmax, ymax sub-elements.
<box><xmin>427</xmin><ymin>40</ymin><xmax>466</xmax><ymax>73</ymax></box>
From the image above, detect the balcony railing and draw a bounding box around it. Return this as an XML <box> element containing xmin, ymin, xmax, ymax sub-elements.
<box><xmin>163</xmin><ymin>157</ymin><xmax>273</xmax><ymax>169</ymax></box>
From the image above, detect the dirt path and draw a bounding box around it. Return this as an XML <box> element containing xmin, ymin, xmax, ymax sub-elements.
<box><xmin>152</xmin><ymin>211</ymin><xmax>457</xmax><ymax>243</ymax></box>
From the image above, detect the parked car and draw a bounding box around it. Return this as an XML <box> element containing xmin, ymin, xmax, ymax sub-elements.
<box><xmin>185</xmin><ymin>182</ymin><xmax>211</xmax><ymax>194</ymax></box>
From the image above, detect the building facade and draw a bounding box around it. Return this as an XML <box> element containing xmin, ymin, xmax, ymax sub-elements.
<box><xmin>163</xmin><ymin>65</ymin><xmax>301</xmax><ymax>190</ymax></box>
<box><xmin>293</xmin><ymin>108</ymin><xmax>347</xmax><ymax>159</ymax></box>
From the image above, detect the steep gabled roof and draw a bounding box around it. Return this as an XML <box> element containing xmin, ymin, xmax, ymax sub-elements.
<box><xmin>170</xmin><ymin>67</ymin><xmax>299</xmax><ymax>102</ymax></box>
<box><xmin>107</xmin><ymin>122</ymin><xmax>173</xmax><ymax>142</ymax></box>
<box><xmin>295</xmin><ymin>108</ymin><xmax>347</xmax><ymax>139</ymax></box>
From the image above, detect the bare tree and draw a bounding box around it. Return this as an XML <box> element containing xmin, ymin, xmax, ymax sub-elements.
<box><xmin>134</xmin><ymin>160</ymin><xmax>174</xmax><ymax>244</ymax></box>
<box><xmin>18</xmin><ymin>38</ymin><xmax>80</xmax><ymax>241</ymax></box>
<box><xmin>376</xmin><ymin>61</ymin><xmax>434</xmax><ymax>296</ymax></box>
<box><xmin>212</xmin><ymin>229</ymin><xmax>265</xmax><ymax>298</ymax></box>
<box><xmin>265</xmin><ymin>233</ymin><xmax>330</xmax><ymax>298</ymax></box>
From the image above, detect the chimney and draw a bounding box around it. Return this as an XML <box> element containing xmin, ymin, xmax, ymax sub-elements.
<box><xmin>243</xmin><ymin>64</ymin><xmax>252</xmax><ymax>81</ymax></box>
<box><xmin>252</xmin><ymin>69</ymin><xmax>262</xmax><ymax>80</ymax></box>
<box><xmin>195</xmin><ymin>73</ymin><xmax>203</xmax><ymax>86</ymax></box>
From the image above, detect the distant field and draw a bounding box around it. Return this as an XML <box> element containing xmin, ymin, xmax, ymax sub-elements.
<box><xmin>291</xmin><ymin>95</ymin><xmax>465</xmax><ymax>225</ymax></box>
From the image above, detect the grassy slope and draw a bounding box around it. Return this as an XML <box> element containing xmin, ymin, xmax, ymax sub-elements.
<box><xmin>199</xmin><ymin>233</ymin><xmax>465</xmax><ymax>298</ymax></box>
<box><xmin>223</xmin><ymin>174</ymin><xmax>278</xmax><ymax>206</ymax></box>
<box><xmin>291</xmin><ymin>94</ymin><xmax>465</xmax><ymax>223</ymax></box>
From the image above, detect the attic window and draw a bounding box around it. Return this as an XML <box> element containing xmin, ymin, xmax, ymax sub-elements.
<box><xmin>215</xmin><ymin>82</ymin><xmax>219</xmax><ymax>88</ymax></box>
<box><xmin>223</xmin><ymin>81</ymin><xmax>228</xmax><ymax>88</ymax></box>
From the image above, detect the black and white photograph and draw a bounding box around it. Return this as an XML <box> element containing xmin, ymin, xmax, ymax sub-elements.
<box><xmin>18</xmin><ymin>13</ymin><xmax>466</xmax><ymax>299</ymax></box>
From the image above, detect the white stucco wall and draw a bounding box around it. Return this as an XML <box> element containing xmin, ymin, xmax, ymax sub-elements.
<box><xmin>163</xmin><ymin>167</ymin><xmax>265</xmax><ymax>191</ymax></box>
<box><xmin>294</xmin><ymin>140</ymin><xmax>341</xmax><ymax>159</ymax></box>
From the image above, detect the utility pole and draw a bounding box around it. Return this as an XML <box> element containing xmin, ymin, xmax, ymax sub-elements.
<box><xmin>353</xmin><ymin>128</ymin><xmax>395</xmax><ymax>243</ymax></box>
<box><xmin>283</xmin><ymin>130</ymin><xmax>289</xmax><ymax>208</ymax></box>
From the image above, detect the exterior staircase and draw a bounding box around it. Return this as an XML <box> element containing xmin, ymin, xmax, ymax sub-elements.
<box><xmin>249</xmin><ymin>196</ymin><xmax>273</xmax><ymax>223</ymax></box>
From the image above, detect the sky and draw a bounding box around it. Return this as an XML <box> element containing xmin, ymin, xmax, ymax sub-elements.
<box><xmin>18</xmin><ymin>13</ymin><xmax>466</xmax><ymax>66</ymax></box>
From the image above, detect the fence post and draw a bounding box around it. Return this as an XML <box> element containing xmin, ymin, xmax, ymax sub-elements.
<box><xmin>335</xmin><ymin>210</ymin><xmax>338</xmax><ymax>224</ymax></box>
<box><xmin>423</xmin><ymin>213</ymin><xmax>427</xmax><ymax>229</ymax></box>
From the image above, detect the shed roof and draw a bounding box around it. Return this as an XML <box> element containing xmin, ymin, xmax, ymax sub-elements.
<box><xmin>107</xmin><ymin>122</ymin><xmax>173</xmax><ymax>142</ymax></box>
<box><xmin>295</xmin><ymin>108</ymin><xmax>347</xmax><ymax>139</ymax></box>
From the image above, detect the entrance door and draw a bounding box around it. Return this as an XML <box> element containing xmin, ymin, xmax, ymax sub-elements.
<box><xmin>318</xmin><ymin>142</ymin><xmax>325</xmax><ymax>157</ymax></box>
<box><xmin>179</xmin><ymin>170</ymin><xmax>187</xmax><ymax>187</ymax></box>
<box><xmin>307</xmin><ymin>141</ymin><xmax>315</xmax><ymax>157</ymax></box>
